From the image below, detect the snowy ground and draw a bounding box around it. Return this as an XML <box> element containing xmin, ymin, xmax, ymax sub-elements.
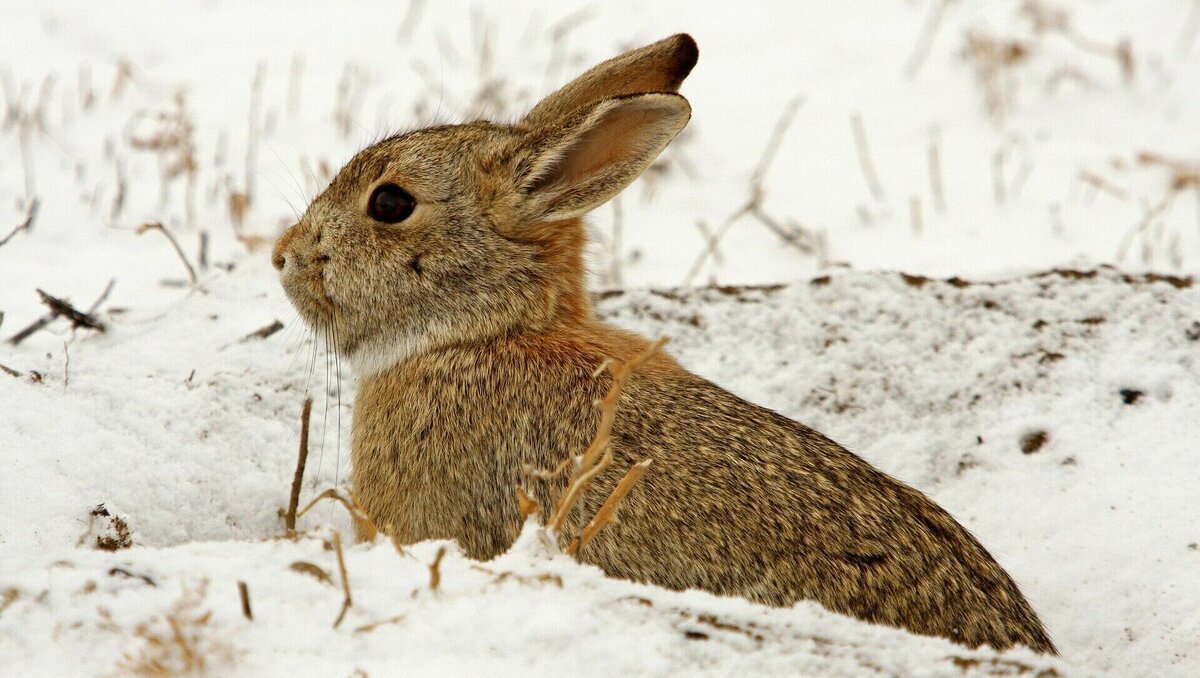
<box><xmin>2</xmin><ymin>1</ymin><xmax>1199</xmax><ymax>676</ymax></box>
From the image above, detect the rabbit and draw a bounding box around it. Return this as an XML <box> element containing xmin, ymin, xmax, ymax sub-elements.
<box><xmin>272</xmin><ymin>34</ymin><xmax>1056</xmax><ymax>654</ymax></box>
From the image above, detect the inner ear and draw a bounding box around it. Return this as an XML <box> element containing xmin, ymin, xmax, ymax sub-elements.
<box><xmin>520</xmin><ymin>93</ymin><xmax>690</xmax><ymax>221</ymax></box>
<box><xmin>529</xmin><ymin>104</ymin><xmax>666</xmax><ymax>194</ymax></box>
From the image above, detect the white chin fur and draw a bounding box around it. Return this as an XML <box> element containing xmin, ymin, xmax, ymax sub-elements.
<box><xmin>344</xmin><ymin>330</ymin><xmax>434</xmax><ymax>378</ymax></box>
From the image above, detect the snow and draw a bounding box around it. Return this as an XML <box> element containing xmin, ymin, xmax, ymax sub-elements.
<box><xmin>1</xmin><ymin>1</ymin><xmax>1198</xmax><ymax>676</ymax></box>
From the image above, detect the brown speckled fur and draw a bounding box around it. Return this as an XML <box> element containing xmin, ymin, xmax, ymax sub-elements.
<box><xmin>273</xmin><ymin>34</ymin><xmax>1056</xmax><ymax>654</ymax></box>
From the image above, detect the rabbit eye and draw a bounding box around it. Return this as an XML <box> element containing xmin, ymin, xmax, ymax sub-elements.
<box><xmin>367</xmin><ymin>184</ymin><xmax>415</xmax><ymax>224</ymax></box>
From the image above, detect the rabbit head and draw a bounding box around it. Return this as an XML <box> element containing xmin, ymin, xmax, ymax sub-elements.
<box><xmin>273</xmin><ymin>34</ymin><xmax>697</xmax><ymax>375</ymax></box>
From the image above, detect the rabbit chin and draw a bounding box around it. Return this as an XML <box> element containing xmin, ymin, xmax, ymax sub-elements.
<box><xmin>343</xmin><ymin>324</ymin><xmax>442</xmax><ymax>378</ymax></box>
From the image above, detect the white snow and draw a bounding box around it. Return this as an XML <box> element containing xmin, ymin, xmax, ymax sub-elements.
<box><xmin>1</xmin><ymin>1</ymin><xmax>1198</xmax><ymax>676</ymax></box>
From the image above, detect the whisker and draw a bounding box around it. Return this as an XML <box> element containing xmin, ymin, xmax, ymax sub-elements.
<box><xmin>263</xmin><ymin>176</ymin><xmax>303</xmax><ymax>224</ymax></box>
<box><xmin>300</xmin><ymin>156</ymin><xmax>321</xmax><ymax>199</ymax></box>
<box><xmin>333</xmin><ymin>316</ymin><xmax>345</xmax><ymax>490</ymax></box>
<box><xmin>265</xmin><ymin>140</ymin><xmax>309</xmax><ymax>212</ymax></box>
<box><xmin>302</xmin><ymin>320</ymin><xmax>319</xmax><ymax>399</ymax></box>
<box><xmin>315</xmin><ymin>322</ymin><xmax>333</xmax><ymax>489</ymax></box>
<box><xmin>282</xmin><ymin>313</ymin><xmax>311</xmax><ymax>375</ymax></box>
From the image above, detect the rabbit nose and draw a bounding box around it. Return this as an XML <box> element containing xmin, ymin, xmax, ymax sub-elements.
<box><xmin>272</xmin><ymin>224</ymin><xmax>301</xmax><ymax>270</ymax></box>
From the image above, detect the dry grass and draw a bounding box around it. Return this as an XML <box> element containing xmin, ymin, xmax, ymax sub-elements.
<box><xmin>297</xmin><ymin>488</ymin><xmax>377</xmax><ymax>542</ymax></box>
<box><xmin>288</xmin><ymin>561</ymin><xmax>333</xmax><ymax>585</ymax></box>
<box><xmin>136</xmin><ymin>221</ymin><xmax>198</xmax><ymax>286</ymax></box>
<box><xmin>79</xmin><ymin>504</ymin><xmax>133</xmax><ymax>552</ymax></box>
<box><xmin>534</xmin><ymin>337</ymin><xmax>664</xmax><ymax>557</ymax></box>
<box><xmin>291</xmin><ymin>489</ymin><xmax>376</xmax><ymax>628</ymax></box>
<box><xmin>684</xmin><ymin>97</ymin><xmax>824</xmax><ymax>285</ymax></box>
<box><xmin>566</xmin><ymin>459</ymin><xmax>652</xmax><ymax>557</ymax></box>
<box><xmin>128</xmin><ymin>92</ymin><xmax>198</xmax><ymax>228</ymax></box>
<box><xmin>1021</xmin><ymin>1</ymin><xmax>1134</xmax><ymax>82</ymax></box>
<box><xmin>284</xmin><ymin>397</ymin><xmax>314</xmax><ymax>533</ymax></box>
<box><xmin>110</xmin><ymin>581</ymin><xmax>238</xmax><ymax>677</ymax></box>
<box><xmin>331</xmin><ymin>532</ymin><xmax>352</xmax><ymax>628</ymax></box>
<box><xmin>427</xmin><ymin>545</ymin><xmax>448</xmax><ymax>592</ymax></box>
<box><xmin>962</xmin><ymin>30</ymin><xmax>1032</xmax><ymax>125</ymax></box>
<box><xmin>1107</xmin><ymin>150</ymin><xmax>1200</xmax><ymax>268</ymax></box>
<box><xmin>964</xmin><ymin>2</ymin><xmax>1137</xmax><ymax>125</ymax></box>
<box><xmin>8</xmin><ymin>279</ymin><xmax>113</xmax><ymax>346</ymax></box>
<box><xmin>236</xmin><ymin>581</ymin><xmax>252</xmax><ymax>621</ymax></box>
<box><xmin>0</xmin><ymin>198</ymin><xmax>38</xmax><ymax>249</ymax></box>
<box><xmin>904</xmin><ymin>0</ymin><xmax>954</xmax><ymax>78</ymax></box>
<box><xmin>850</xmin><ymin>112</ymin><xmax>886</xmax><ymax>202</ymax></box>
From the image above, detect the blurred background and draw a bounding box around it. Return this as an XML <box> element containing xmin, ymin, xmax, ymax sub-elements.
<box><xmin>3</xmin><ymin>0</ymin><xmax>1198</xmax><ymax>328</ymax></box>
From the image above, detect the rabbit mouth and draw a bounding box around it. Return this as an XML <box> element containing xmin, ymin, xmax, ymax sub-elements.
<box><xmin>281</xmin><ymin>268</ymin><xmax>338</xmax><ymax>330</ymax></box>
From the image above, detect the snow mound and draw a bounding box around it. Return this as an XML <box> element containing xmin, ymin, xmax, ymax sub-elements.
<box><xmin>0</xmin><ymin>521</ymin><xmax>1063</xmax><ymax>677</ymax></box>
<box><xmin>2</xmin><ymin>267</ymin><xmax>1196</xmax><ymax>675</ymax></box>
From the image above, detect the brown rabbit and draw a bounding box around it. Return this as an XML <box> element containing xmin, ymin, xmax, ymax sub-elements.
<box><xmin>273</xmin><ymin>34</ymin><xmax>1056</xmax><ymax>654</ymax></box>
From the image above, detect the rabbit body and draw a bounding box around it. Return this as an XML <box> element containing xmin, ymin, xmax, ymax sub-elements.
<box><xmin>275</xmin><ymin>34</ymin><xmax>1056</xmax><ymax>653</ymax></box>
<box><xmin>353</xmin><ymin>327</ymin><xmax>1054</xmax><ymax>654</ymax></box>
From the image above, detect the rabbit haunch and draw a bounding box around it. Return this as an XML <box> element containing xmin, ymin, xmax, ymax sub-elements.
<box><xmin>273</xmin><ymin>34</ymin><xmax>1056</xmax><ymax>654</ymax></box>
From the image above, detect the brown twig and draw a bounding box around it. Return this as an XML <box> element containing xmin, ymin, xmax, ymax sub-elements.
<box><xmin>1116</xmin><ymin>192</ymin><xmax>1178</xmax><ymax>264</ymax></box>
<box><xmin>547</xmin><ymin>337</ymin><xmax>666</xmax><ymax>537</ymax></box>
<box><xmin>237</xmin><ymin>581</ymin><xmax>253</xmax><ymax>621</ymax></box>
<box><xmin>8</xmin><ymin>317</ymin><xmax>49</xmax><ymax>346</ymax></box>
<box><xmin>198</xmin><ymin>231</ymin><xmax>209</xmax><ymax>271</ymax></box>
<box><xmin>928</xmin><ymin>127</ymin><xmax>946</xmax><ymax>213</ymax></box>
<box><xmin>567</xmin><ymin>459</ymin><xmax>651</xmax><ymax>556</ymax></box>
<box><xmin>515</xmin><ymin>487</ymin><xmax>539</xmax><ymax>521</ymax></box>
<box><xmin>137</xmin><ymin>221</ymin><xmax>197</xmax><ymax>285</ymax></box>
<box><xmin>1079</xmin><ymin>170</ymin><xmax>1128</xmax><ymax>202</ymax></box>
<box><xmin>1021</xmin><ymin>1</ymin><xmax>1135</xmax><ymax>83</ymax></box>
<box><xmin>693</xmin><ymin>220</ymin><xmax>724</xmax><ymax>270</ymax></box>
<box><xmin>851</xmin><ymin>113</ymin><xmax>886</xmax><ymax>201</ymax></box>
<box><xmin>242</xmin><ymin>319</ymin><xmax>285</xmax><ymax>343</ymax></box>
<box><xmin>909</xmin><ymin>196</ymin><xmax>924</xmax><ymax>235</ymax></box>
<box><xmin>109</xmin><ymin>157</ymin><xmax>126</xmax><ymax>224</ymax></box>
<box><xmin>331</xmin><ymin>532</ymin><xmax>352</xmax><ymax>628</ymax></box>
<box><xmin>285</xmin><ymin>398</ymin><xmax>314</xmax><ymax>533</ymax></box>
<box><xmin>298</xmin><ymin>489</ymin><xmax>378</xmax><ymax>541</ymax></box>
<box><xmin>354</xmin><ymin>615</ymin><xmax>407</xmax><ymax>634</ymax></box>
<box><xmin>905</xmin><ymin>0</ymin><xmax>951</xmax><ymax>79</ymax></box>
<box><xmin>428</xmin><ymin>545</ymin><xmax>447</xmax><ymax>591</ymax></box>
<box><xmin>1136</xmin><ymin>150</ymin><xmax>1200</xmax><ymax>237</ymax></box>
<box><xmin>37</xmin><ymin>289</ymin><xmax>107</xmax><ymax>332</ymax></box>
<box><xmin>128</xmin><ymin>92</ymin><xmax>198</xmax><ymax>224</ymax></box>
<box><xmin>8</xmin><ymin>280</ymin><xmax>118</xmax><ymax>346</ymax></box>
<box><xmin>962</xmin><ymin>30</ymin><xmax>1032</xmax><ymax>125</ymax></box>
<box><xmin>0</xmin><ymin>198</ymin><xmax>39</xmax><ymax>248</ymax></box>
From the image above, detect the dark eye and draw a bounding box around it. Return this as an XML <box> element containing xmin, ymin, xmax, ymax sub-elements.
<box><xmin>367</xmin><ymin>184</ymin><xmax>415</xmax><ymax>224</ymax></box>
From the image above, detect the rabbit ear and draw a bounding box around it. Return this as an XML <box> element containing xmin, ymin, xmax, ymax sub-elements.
<box><xmin>523</xmin><ymin>34</ymin><xmax>697</xmax><ymax>129</ymax></box>
<box><xmin>517</xmin><ymin>92</ymin><xmax>690</xmax><ymax>222</ymax></box>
